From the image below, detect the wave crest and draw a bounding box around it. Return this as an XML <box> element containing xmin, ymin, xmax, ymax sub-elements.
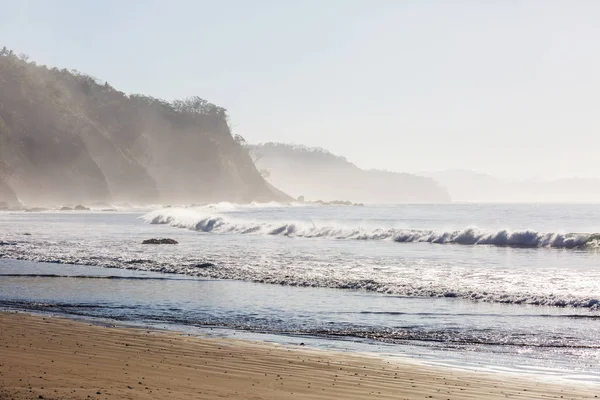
<box><xmin>142</xmin><ymin>209</ymin><xmax>596</xmax><ymax>249</ymax></box>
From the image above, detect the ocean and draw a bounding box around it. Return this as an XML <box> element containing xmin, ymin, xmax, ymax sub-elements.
<box><xmin>1</xmin><ymin>203</ymin><xmax>599</xmax><ymax>383</ymax></box>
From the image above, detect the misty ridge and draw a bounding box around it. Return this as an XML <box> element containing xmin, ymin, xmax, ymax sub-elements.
<box><xmin>0</xmin><ymin>48</ymin><xmax>450</xmax><ymax>208</ymax></box>
<box><xmin>2</xmin><ymin>48</ymin><xmax>599</xmax><ymax>208</ymax></box>
<box><xmin>250</xmin><ymin>143</ymin><xmax>451</xmax><ymax>203</ymax></box>
<box><xmin>421</xmin><ymin>170</ymin><xmax>600</xmax><ymax>203</ymax></box>
<box><xmin>0</xmin><ymin>48</ymin><xmax>289</xmax><ymax>207</ymax></box>
<box><xmin>252</xmin><ymin>144</ymin><xmax>600</xmax><ymax>205</ymax></box>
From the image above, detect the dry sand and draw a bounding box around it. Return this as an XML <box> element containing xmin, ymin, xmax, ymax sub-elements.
<box><xmin>0</xmin><ymin>312</ymin><xmax>597</xmax><ymax>400</ymax></box>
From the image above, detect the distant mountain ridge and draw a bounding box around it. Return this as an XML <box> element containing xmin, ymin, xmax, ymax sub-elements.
<box><xmin>251</xmin><ymin>143</ymin><xmax>451</xmax><ymax>203</ymax></box>
<box><xmin>0</xmin><ymin>49</ymin><xmax>290</xmax><ymax>207</ymax></box>
<box><xmin>421</xmin><ymin>170</ymin><xmax>600</xmax><ymax>203</ymax></box>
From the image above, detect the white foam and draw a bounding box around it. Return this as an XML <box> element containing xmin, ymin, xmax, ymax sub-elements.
<box><xmin>2</xmin><ymin>207</ymin><xmax>599</xmax><ymax>311</ymax></box>
<box><xmin>142</xmin><ymin>208</ymin><xmax>594</xmax><ymax>249</ymax></box>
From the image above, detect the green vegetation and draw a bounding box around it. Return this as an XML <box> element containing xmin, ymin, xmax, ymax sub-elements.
<box><xmin>0</xmin><ymin>48</ymin><xmax>288</xmax><ymax>205</ymax></box>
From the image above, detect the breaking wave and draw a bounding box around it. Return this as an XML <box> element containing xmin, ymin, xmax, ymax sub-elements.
<box><xmin>2</xmin><ymin>207</ymin><xmax>598</xmax><ymax>311</ymax></box>
<box><xmin>142</xmin><ymin>209</ymin><xmax>599</xmax><ymax>249</ymax></box>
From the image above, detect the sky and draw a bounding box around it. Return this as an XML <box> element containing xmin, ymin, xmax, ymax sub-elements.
<box><xmin>2</xmin><ymin>0</ymin><xmax>600</xmax><ymax>179</ymax></box>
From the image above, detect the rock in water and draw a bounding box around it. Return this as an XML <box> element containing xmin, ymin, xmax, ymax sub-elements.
<box><xmin>142</xmin><ymin>238</ymin><xmax>178</xmax><ymax>245</ymax></box>
<box><xmin>191</xmin><ymin>262</ymin><xmax>215</xmax><ymax>268</ymax></box>
<box><xmin>74</xmin><ymin>205</ymin><xmax>91</xmax><ymax>211</ymax></box>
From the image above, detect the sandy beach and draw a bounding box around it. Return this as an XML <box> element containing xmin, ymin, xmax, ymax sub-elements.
<box><xmin>0</xmin><ymin>312</ymin><xmax>597</xmax><ymax>400</ymax></box>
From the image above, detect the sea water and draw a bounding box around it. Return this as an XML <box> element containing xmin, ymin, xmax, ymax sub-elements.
<box><xmin>1</xmin><ymin>203</ymin><xmax>599</xmax><ymax>383</ymax></box>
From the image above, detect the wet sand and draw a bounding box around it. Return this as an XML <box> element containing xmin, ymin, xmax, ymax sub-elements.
<box><xmin>0</xmin><ymin>312</ymin><xmax>597</xmax><ymax>399</ymax></box>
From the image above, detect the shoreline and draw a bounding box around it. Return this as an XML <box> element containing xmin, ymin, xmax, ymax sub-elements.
<box><xmin>4</xmin><ymin>305</ymin><xmax>600</xmax><ymax>386</ymax></box>
<box><xmin>1</xmin><ymin>312</ymin><xmax>598</xmax><ymax>400</ymax></box>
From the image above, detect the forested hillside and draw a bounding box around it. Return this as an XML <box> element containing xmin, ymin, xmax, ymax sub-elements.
<box><xmin>0</xmin><ymin>48</ymin><xmax>290</xmax><ymax>207</ymax></box>
<box><xmin>251</xmin><ymin>143</ymin><xmax>451</xmax><ymax>203</ymax></box>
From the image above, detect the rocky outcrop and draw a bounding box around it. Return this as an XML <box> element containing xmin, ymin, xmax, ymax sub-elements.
<box><xmin>142</xmin><ymin>238</ymin><xmax>178</xmax><ymax>245</ymax></box>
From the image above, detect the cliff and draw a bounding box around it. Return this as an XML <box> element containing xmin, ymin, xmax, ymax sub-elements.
<box><xmin>251</xmin><ymin>143</ymin><xmax>451</xmax><ymax>203</ymax></box>
<box><xmin>0</xmin><ymin>49</ymin><xmax>290</xmax><ymax>206</ymax></box>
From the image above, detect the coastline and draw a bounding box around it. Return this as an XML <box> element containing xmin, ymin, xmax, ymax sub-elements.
<box><xmin>1</xmin><ymin>312</ymin><xmax>597</xmax><ymax>400</ymax></box>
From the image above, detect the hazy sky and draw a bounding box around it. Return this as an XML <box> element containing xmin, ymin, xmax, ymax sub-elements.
<box><xmin>2</xmin><ymin>0</ymin><xmax>599</xmax><ymax>179</ymax></box>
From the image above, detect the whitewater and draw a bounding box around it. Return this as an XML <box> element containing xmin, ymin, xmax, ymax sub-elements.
<box><xmin>1</xmin><ymin>203</ymin><xmax>599</xmax><ymax>310</ymax></box>
<box><xmin>143</xmin><ymin>207</ymin><xmax>598</xmax><ymax>248</ymax></box>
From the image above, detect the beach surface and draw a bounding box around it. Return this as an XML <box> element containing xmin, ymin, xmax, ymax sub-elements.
<box><xmin>0</xmin><ymin>312</ymin><xmax>598</xmax><ymax>400</ymax></box>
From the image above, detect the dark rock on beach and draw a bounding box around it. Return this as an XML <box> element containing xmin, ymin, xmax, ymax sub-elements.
<box><xmin>125</xmin><ymin>259</ymin><xmax>152</xmax><ymax>264</ymax></box>
<box><xmin>191</xmin><ymin>262</ymin><xmax>215</xmax><ymax>268</ymax></box>
<box><xmin>142</xmin><ymin>238</ymin><xmax>178</xmax><ymax>245</ymax></box>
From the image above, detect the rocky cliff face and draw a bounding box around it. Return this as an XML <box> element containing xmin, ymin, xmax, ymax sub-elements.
<box><xmin>0</xmin><ymin>49</ymin><xmax>290</xmax><ymax>206</ymax></box>
<box><xmin>252</xmin><ymin>143</ymin><xmax>451</xmax><ymax>203</ymax></box>
<box><xmin>0</xmin><ymin>179</ymin><xmax>19</xmax><ymax>208</ymax></box>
